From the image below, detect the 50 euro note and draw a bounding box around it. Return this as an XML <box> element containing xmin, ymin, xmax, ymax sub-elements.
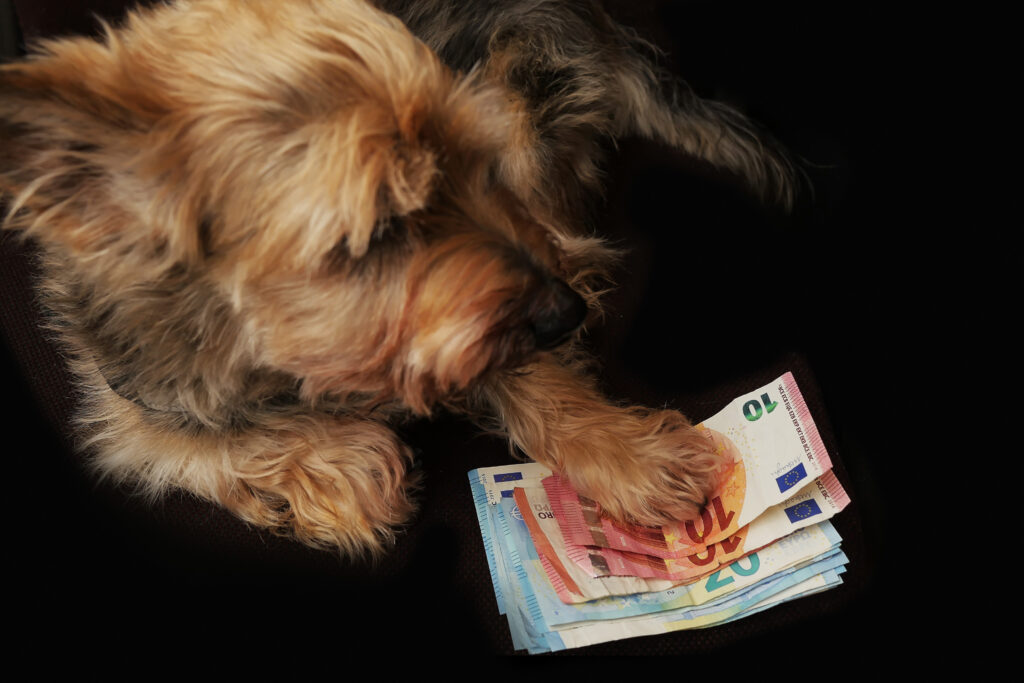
<box><xmin>545</xmin><ymin>371</ymin><xmax>837</xmax><ymax>559</ymax></box>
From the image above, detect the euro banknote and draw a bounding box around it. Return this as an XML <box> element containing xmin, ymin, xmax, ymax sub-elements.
<box><xmin>466</xmin><ymin>368</ymin><xmax>852</xmax><ymax>653</ymax></box>
<box><xmin>545</xmin><ymin>372</ymin><xmax>837</xmax><ymax>558</ymax></box>
<box><xmin>554</xmin><ymin>566</ymin><xmax>847</xmax><ymax>651</ymax></box>
<box><xmin>546</xmin><ymin>473</ymin><xmax>849</xmax><ymax>581</ymax></box>
<box><xmin>469</xmin><ymin>462</ymin><xmax>554</xmax><ymax>616</ymax></box>
<box><xmin>712</xmin><ymin>566</ymin><xmax>847</xmax><ymax>628</ymax></box>
<box><xmin>556</xmin><ymin>566</ymin><xmax>847</xmax><ymax>650</ymax></box>
<box><xmin>513</xmin><ymin>484</ymin><xmax>684</xmax><ymax>602</ymax></box>
<box><xmin>495</xmin><ymin>495</ymin><xmax>847</xmax><ymax>652</ymax></box>
<box><xmin>514</xmin><ymin>482</ymin><xmax>844</xmax><ymax>610</ymax></box>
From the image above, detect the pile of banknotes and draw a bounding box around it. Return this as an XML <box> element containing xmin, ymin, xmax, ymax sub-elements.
<box><xmin>469</xmin><ymin>372</ymin><xmax>851</xmax><ymax>653</ymax></box>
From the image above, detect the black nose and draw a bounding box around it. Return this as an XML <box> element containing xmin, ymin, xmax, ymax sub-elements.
<box><xmin>531</xmin><ymin>279</ymin><xmax>587</xmax><ymax>349</ymax></box>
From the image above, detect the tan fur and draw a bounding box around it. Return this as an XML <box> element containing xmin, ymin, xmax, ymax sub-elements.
<box><xmin>0</xmin><ymin>0</ymin><xmax>786</xmax><ymax>556</ymax></box>
<box><xmin>477</xmin><ymin>355</ymin><xmax>722</xmax><ymax>524</ymax></box>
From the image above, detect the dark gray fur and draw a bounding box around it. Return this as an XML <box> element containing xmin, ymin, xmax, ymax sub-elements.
<box><xmin>377</xmin><ymin>0</ymin><xmax>797</xmax><ymax>214</ymax></box>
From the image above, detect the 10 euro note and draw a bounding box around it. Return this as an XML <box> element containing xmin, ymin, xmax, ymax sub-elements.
<box><xmin>513</xmin><ymin>485</ymin><xmax>685</xmax><ymax>603</ymax></box>
<box><xmin>545</xmin><ymin>372</ymin><xmax>836</xmax><ymax>559</ymax></box>
<box><xmin>514</xmin><ymin>482</ymin><xmax>844</xmax><ymax>605</ymax></box>
<box><xmin>562</xmin><ymin>472</ymin><xmax>850</xmax><ymax>580</ymax></box>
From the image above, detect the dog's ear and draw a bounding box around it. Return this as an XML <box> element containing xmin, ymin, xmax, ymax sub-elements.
<box><xmin>0</xmin><ymin>33</ymin><xmax>208</xmax><ymax>264</ymax></box>
<box><xmin>236</xmin><ymin>18</ymin><xmax>470</xmax><ymax>266</ymax></box>
<box><xmin>0</xmin><ymin>0</ymin><xmax>502</xmax><ymax>273</ymax></box>
<box><xmin>0</xmin><ymin>36</ymin><xmax>441</xmax><ymax>269</ymax></box>
<box><xmin>0</xmin><ymin>31</ymin><xmax>445</xmax><ymax>271</ymax></box>
<box><xmin>270</xmin><ymin>89</ymin><xmax>442</xmax><ymax>263</ymax></box>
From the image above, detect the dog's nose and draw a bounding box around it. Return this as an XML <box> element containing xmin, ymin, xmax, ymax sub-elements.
<box><xmin>531</xmin><ymin>279</ymin><xmax>587</xmax><ymax>349</ymax></box>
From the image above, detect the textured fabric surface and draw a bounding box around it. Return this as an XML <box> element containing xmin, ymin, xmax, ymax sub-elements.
<box><xmin>4</xmin><ymin>0</ymin><xmax>986</xmax><ymax>663</ymax></box>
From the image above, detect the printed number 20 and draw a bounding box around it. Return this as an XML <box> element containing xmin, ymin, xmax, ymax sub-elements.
<box><xmin>743</xmin><ymin>393</ymin><xmax>778</xmax><ymax>422</ymax></box>
<box><xmin>703</xmin><ymin>553</ymin><xmax>761</xmax><ymax>592</ymax></box>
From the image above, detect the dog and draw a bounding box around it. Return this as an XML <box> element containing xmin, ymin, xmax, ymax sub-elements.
<box><xmin>0</xmin><ymin>0</ymin><xmax>796</xmax><ymax>557</ymax></box>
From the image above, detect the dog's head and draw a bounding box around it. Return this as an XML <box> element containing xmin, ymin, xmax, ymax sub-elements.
<box><xmin>1</xmin><ymin>0</ymin><xmax>610</xmax><ymax>415</ymax></box>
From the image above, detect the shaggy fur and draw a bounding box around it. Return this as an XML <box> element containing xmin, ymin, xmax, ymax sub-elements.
<box><xmin>0</xmin><ymin>0</ymin><xmax>795</xmax><ymax>557</ymax></box>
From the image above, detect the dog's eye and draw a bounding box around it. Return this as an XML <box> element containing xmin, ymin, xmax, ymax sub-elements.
<box><xmin>371</xmin><ymin>215</ymin><xmax>406</xmax><ymax>244</ymax></box>
<box><xmin>485</xmin><ymin>162</ymin><xmax>500</xmax><ymax>189</ymax></box>
<box><xmin>324</xmin><ymin>215</ymin><xmax>412</xmax><ymax>275</ymax></box>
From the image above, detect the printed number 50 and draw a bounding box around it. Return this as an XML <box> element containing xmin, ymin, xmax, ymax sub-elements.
<box><xmin>743</xmin><ymin>393</ymin><xmax>778</xmax><ymax>422</ymax></box>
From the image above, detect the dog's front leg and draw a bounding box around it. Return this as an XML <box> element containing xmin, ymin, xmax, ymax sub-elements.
<box><xmin>478</xmin><ymin>356</ymin><xmax>722</xmax><ymax>525</ymax></box>
<box><xmin>216</xmin><ymin>412</ymin><xmax>421</xmax><ymax>556</ymax></box>
<box><xmin>85</xmin><ymin>387</ymin><xmax>419</xmax><ymax>557</ymax></box>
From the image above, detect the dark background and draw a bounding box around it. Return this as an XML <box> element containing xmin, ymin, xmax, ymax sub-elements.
<box><xmin>1</xmin><ymin>0</ymin><xmax>1011</xmax><ymax>666</ymax></box>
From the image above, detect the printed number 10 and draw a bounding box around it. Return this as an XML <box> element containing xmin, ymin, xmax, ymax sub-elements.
<box><xmin>743</xmin><ymin>393</ymin><xmax>778</xmax><ymax>422</ymax></box>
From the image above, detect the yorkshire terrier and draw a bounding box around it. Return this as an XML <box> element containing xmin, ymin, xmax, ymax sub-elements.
<box><xmin>0</xmin><ymin>0</ymin><xmax>795</xmax><ymax>557</ymax></box>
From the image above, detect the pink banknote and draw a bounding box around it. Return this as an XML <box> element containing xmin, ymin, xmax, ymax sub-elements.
<box><xmin>544</xmin><ymin>372</ymin><xmax>837</xmax><ymax>559</ymax></box>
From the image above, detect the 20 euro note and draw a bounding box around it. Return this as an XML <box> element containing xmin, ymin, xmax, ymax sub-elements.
<box><xmin>552</xmin><ymin>558</ymin><xmax>848</xmax><ymax>651</ymax></box>
<box><xmin>501</xmin><ymin>496</ymin><xmax>848</xmax><ymax>652</ymax></box>
<box><xmin>545</xmin><ymin>372</ymin><xmax>836</xmax><ymax>559</ymax></box>
<box><xmin>468</xmin><ymin>462</ymin><xmax>554</xmax><ymax>616</ymax></box>
<box><xmin>554</xmin><ymin>561</ymin><xmax>848</xmax><ymax>651</ymax></box>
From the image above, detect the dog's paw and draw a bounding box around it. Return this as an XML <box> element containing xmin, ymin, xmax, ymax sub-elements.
<box><xmin>564</xmin><ymin>409</ymin><xmax>727</xmax><ymax>527</ymax></box>
<box><xmin>223</xmin><ymin>418</ymin><xmax>421</xmax><ymax>558</ymax></box>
